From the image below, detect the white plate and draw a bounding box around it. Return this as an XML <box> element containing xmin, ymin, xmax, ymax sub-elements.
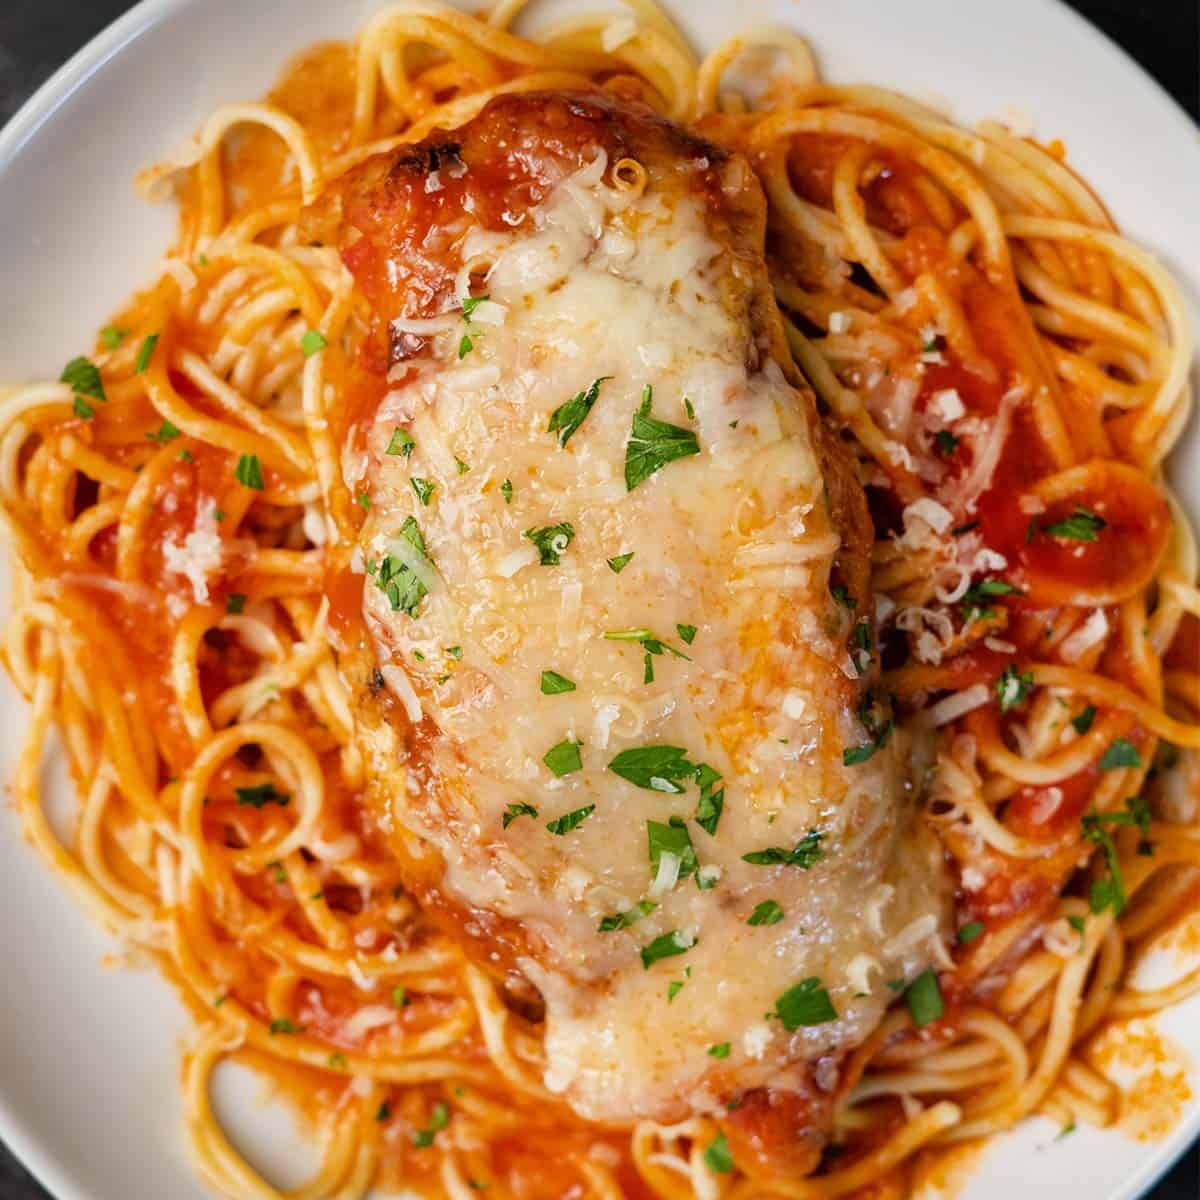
<box><xmin>0</xmin><ymin>1</ymin><xmax>1197</xmax><ymax>1198</ymax></box>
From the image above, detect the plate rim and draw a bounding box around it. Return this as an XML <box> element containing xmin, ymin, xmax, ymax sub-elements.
<box><xmin>0</xmin><ymin>1</ymin><xmax>1196</xmax><ymax>1198</ymax></box>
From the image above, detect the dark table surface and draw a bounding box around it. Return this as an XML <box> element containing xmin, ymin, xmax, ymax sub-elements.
<box><xmin>1</xmin><ymin>2</ymin><xmax>1197</xmax><ymax>1198</ymax></box>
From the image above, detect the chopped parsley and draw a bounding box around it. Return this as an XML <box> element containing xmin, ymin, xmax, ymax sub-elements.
<box><xmin>1098</xmin><ymin>738</ymin><xmax>1141</xmax><ymax>771</ymax></box>
<box><xmin>603</xmin><ymin>627</ymin><xmax>691</xmax><ymax>672</ymax></box>
<box><xmin>386</xmin><ymin>427</ymin><xmax>415</xmax><ymax>457</ymax></box>
<box><xmin>703</xmin><ymin>1132</ymin><xmax>734</xmax><ymax>1175</ymax></box>
<box><xmin>500</xmin><ymin>478</ymin><xmax>513</xmax><ymax>504</ymax></box>
<box><xmin>996</xmin><ymin>664</ymin><xmax>1034</xmax><ymax>712</ymax></box>
<box><xmin>933</xmin><ymin>429</ymin><xmax>959</xmax><ymax>456</ymax></box>
<box><xmin>598</xmin><ymin>900</ymin><xmax>657</xmax><ymax>932</ymax></box>
<box><xmin>135</xmin><ymin>333</ymin><xmax>160</xmax><ymax>373</ymax></box>
<box><xmin>502</xmin><ymin>802</ymin><xmax>538</xmax><ymax>829</ymax></box>
<box><xmin>73</xmin><ymin>396</ymin><xmax>95</xmax><ymax>420</ymax></box>
<box><xmin>373</xmin><ymin>516</ymin><xmax>435</xmax><ymax>617</ymax></box>
<box><xmin>1072</xmin><ymin>705</ymin><xmax>1097</xmax><ymax>735</ymax></box>
<box><xmin>540</xmin><ymin>670</ymin><xmax>576</xmax><ymax>694</ymax></box>
<box><xmin>742</xmin><ymin>830</ymin><xmax>824</xmax><ymax>869</ymax></box>
<box><xmin>844</xmin><ymin>693</ymin><xmax>893</xmax><ymax>765</ymax></box>
<box><xmin>328</xmin><ymin>1052</ymin><xmax>347</xmax><ymax>1069</ymax></box>
<box><xmin>773</xmin><ymin>978</ymin><xmax>837</xmax><ymax>1028</ymax></box>
<box><xmin>225</xmin><ymin>593</ymin><xmax>246</xmax><ymax>614</ymax></box>
<box><xmin>524</xmin><ymin>522</ymin><xmax>575</xmax><ymax>565</ymax></box>
<box><xmin>961</xmin><ymin>577</ymin><xmax>1024</xmax><ymax>624</ymax></box>
<box><xmin>411</xmin><ymin>477</ymin><xmax>436</xmax><ymax>506</ymax></box>
<box><xmin>147</xmin><ymin>419</ymin><xmax>181</xmax><ymax>444</ymax></box>
<box><xmin>393</xmin><ymin>986</ymin><xmax>410</xmax><ymax>1008</ymax></box>
<box><xmin>1067</xmin><ymin>915</ymin><xmax>1087</xmax><ymax>937</ymax></box>
<box><xmin>461</xmin><ymin>294</ymin><xmax>489</xmax><ymax>319</ymax></box>
<box><xmin>748</xmin><ymin>900</ymin><xmax>784</xmax><ymax>926</ymax></box>
<box><xmin>905</xmin><ymin>968</ymin><xmax>944</xmax><ymax>1027</ymax></box>
<box><xmin>300</xmin><ymin>329</ymin><xmax>327</xmax><ymax>356</ymax></box>
<box><xmin>707</xmin><ymin>1042</ymin><xmax>731</xmax><ymax>1059</ymax></box>
<box><xmin>546</xmin><ymin>804</ymin><xmax>595</xmax><ymax>835</ymax></box>
<box><xmin>647</xmin><ymin>817</ymin><xmax>699</xmax><ymax>883</ymax></box>
<box><xmin>676</xmin><ymin>623</ymin><xmax>697</xmax><ymax>644</ymax></box>
<box><xmin>458</xmin><ymin>334</ymin><xmax>474</xmax><ymax>360</ymax></box>
<box><xmin>455</xmin><ymin>456</ymin><xmax>470</xmax><ymax>475</ymax></box>
<box><xmin>357</xmin><ymin>491</ymin><xmax>372</xmax><ymax>510</ymax></box>
<box><xmin>831</xmin><ymin>584</ymin><xmax>856</xmax><ymax>609</ymax></box>
<box><xmin>269</xmin><ymin>1018</ymin><xmax>304</xmax><ymax>1035</ymax></box>
<box><xmin>609</xmin><ymin>745</ymin><xmax>699</xmax><ymax>793</ymax></box>
<box><xmin>412</xmin><ymin>1102</ymin><xmax>449</xmax><ymax>1148</ymax></box>
<box><xmin>375</xmin><ymin>1101</ymin><xmax>392</xmax><ymax>1122</ymax></box>
<box><xmin>542</xmin><ymin>738</ymin><xmax>583</xmax><ymax>777</ymax></box>
<box><xmin>235</xmin><ymin>782</ymin><xmax>290</xmax><ymax>808</ymax></box>
<box><xmin>1042</xmin><ymin>507</ymin><xmax>1107</xmax><ymax>542</ymax></box>
<box><xmin>607</xmin><ymin>552</ymin><xmax>634</xmax><ymax>574</ymax></box>
<box><xmin>624</xmin><ymin>385</ymin><xmax>701</xmax><ymax>491</ymax></box>
<box><xmin>1082</xmin><ymin>797</ymin><xmax>1152</xmax><ymax>916</ymax></box>
<box><xmin>100</xmin><ymin>326</ymin><xmax>128</xmax><ymax>350</ymax></box>
<box><xmin>694</xmin><ymin>764</ymin><xmax>724</xmax><ymax>835</ymax></box>
<box><xmin>548</xmin><ymin>376</ymin><xmax>610</xmax><ymax>447</ymax></box>
<box><xmin>60</xmin><ymin>356</ymin><xmax>106</xmax><ymax>403</ymax></box>
<box><xmin>957</xmin><ymin>921</ymin><xmax>984</xmax><ymax>944</ymax></box>
<box><xmin>640</xmin><ymin>928</ymin><xmax>696</xmax><ymax>969</ymax></box>
<box><xmin>235</xmin><ymin>454</ymin><xmax>264</xmax><ymax>490</ymax></box>
<box><xmin>445</xmin><ymin>645</ymin><xmax>463</xmax><ymax>660</ymax></box>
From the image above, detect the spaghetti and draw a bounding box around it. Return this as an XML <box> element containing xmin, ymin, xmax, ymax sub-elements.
<box><xmin>2</xmin><ymin>2</ymin><xmax>1199</xmax><ymax>1197</ymax></box>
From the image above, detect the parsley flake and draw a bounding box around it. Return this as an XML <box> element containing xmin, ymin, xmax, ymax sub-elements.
<box><xmin>905</xmin><ymin>968</ymin><xmax>944</xmax><ymax>1027</ymax></box>
<box><xmin>543</xmin><ymin>738</ymin><xmax>583</xmax><ymax>777</ymax></box>
<box><xmin>773</xmin><ymin>978</ymin><xmax>837</xmax><ymax>1028</ymax></box>
<box><xmin>1072</xmin><ymin>705</ymin><xmax>1097</xmax><ymax>735</ymax></box>
<box><xmin>1042</xmin><ymin>507</ymin><xmax>1107</xmax><ymax>542</ymax></box>
<box><xmin>748</xmin><ymin>900</ymin><xmax>784</xmax><ymax>926</ymax></box>
<box><xmin>742</xmin><ymin>831</ymin><xmax>824</xmax><ymax>869</ymax></box>
<box><xmin>957</xmin><ymin>921</ymin><xmax>984</xmax><ymax>944</ymax></box>
<box><xmin>135</xmin><ymin>333</ymin><xmax>159</xmax><ymax>373</ymax></box>
<box><xmin>640</xmin><ymin>928</ymin><xmax>696</xmax><ymax>969</ymax></box>
<box><xmin>235</xmin><ymin>454</ymin><xmax>264</xmax><ymax>490</ymax></box>
<box><xmin>386</xmin><ymin>427</ymin><xmax>415</xmax><ymax>457</ymax></box>
<box><xmin>524</xmin><ymin>522</ymin><xmax>575</xmax><ymax>565</ymax></box>
<box><xmin>147</xmin><ymin>419</ymin><xmax>181</xmax><ymax>444</ymax></box>
<box><xmin>996</xmin><ymin>664</ymin><xmax>1034</xmax><ymax>712</ymax></box>
<box><xmin>598</xmin><ymin>900</ymin><xmax>657</xmax><ymax>932</ymax></box>
<box><xmin>1099</xmin><ymin>738</ymin><xmax>1141</xmax><ymax>770</ymax></box>
<box><xmin>411</xmin><ymin>477</ymin><xmax>435</xmax><ymax>506</ymax></box>
<box><xmin>625</xmin><ymin>385</ymin><xmax>701</xmax><ymax>490</ymax></box>
<box><xmin>548</xmin><ymin>376</ymin><xmax>610</xmax><ymax>447</ymax></box>
<box><xmin>61</xmin><ymin>356</ymin><xmax>106</xmax><ymax>403</ymax></box>
<box><xmin>607</xmin><ymin>552</ymin><xmax>634</xmax><ymax>573</ymax></box>
<box><xmin>235</xmin><ymin>782</ymin><xmax>290</xmax><ymax>808</ymax></box>
<box><xmin>502</xmin><ymin>802</ymin><xmax>538</xmax><ymax>829</ymax></box>
<box><xmin>540</xmin><ymin>670</ymin><xmax>576</xmax><ymax>694</ymax></box>
<box><xmin>703</xmin><ymin>1133</ymin><xmax>734</xmax><ymax>1175</ymax></box>
<box><xmin>546</xmin><ymin>804</ymin><xmax>595</xmax><ymax>835</ymax></box>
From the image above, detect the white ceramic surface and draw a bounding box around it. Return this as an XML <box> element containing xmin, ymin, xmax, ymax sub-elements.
<box><xmin>0</xmin><ymin>1</ymin><xmax>1197</xmax><ymax>1198</ymax></box>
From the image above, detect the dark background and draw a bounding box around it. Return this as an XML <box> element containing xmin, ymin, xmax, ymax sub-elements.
<box><xmin>0</xmin><ymin>1</ymin><xmax>1197</xmax><ymax>1197</ymax></box>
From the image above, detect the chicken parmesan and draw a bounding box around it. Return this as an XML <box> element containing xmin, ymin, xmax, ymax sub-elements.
<box><xmin>318</xmin><ymin>92</ymin><xmax>951</xmax><ymax>1134</ymax></box>
<box><xmin>3</xmin><ymin>4</ymin><xmax>1198</xmax><ymax>1200</ymax></box>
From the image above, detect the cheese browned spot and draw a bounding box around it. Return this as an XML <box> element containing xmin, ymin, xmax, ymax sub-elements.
<box><xmin>321</xmin><ymin>92</ymin><xmax>950</xmax><ymax>1132</ymax></box>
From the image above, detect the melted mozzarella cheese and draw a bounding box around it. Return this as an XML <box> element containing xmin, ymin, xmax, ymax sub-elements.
<box><xmin>353</xmin><ymin>156</ymin><xmax>949</xmax><ymax>1123</ymax></box>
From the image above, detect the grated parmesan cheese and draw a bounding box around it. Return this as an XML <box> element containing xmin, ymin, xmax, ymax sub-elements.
<box><xmin>161</xmin><ymin>496</ymin><xmax>223</xmax><ymax>603</ymax></box>
<box><xmin>928</xmin><ymin>683</ymin><xmax>991</xmax><ymax>727</ymax></box>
